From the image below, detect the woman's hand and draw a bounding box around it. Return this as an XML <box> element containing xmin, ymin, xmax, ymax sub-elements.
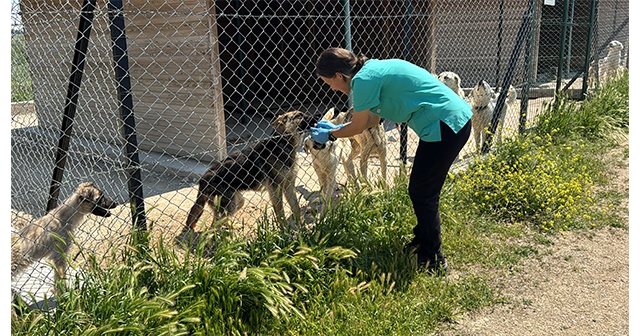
<box><xmin>316</xmin><ymin>120</ymin><xmax>344</xmax><ymax>130</ymax></box>
<box><xmin>310</xmin><ymin>127</ymin><xmax>332</xmax><ymax>144</ymax></box>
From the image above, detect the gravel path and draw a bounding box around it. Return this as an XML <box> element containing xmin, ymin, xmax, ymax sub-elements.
<box><xmin>438</xmin><ymin>228</ymin><xmax>629</xmax><ymax>336</ymax></box>
<box><xmin>438</xmin><ymin>142</ymin><xmax>630</xmax><ymax>336</ymax></box>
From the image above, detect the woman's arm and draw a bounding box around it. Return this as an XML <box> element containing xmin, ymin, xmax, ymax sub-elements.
<box><xmin>330</xmin><ymin>109</ymin><xmax>381</xmax><ymax>138</ymax></box>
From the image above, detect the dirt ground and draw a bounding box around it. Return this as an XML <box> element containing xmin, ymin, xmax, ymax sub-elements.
<box><xmin>437</xmin><ymin>141</ymin><xmax>630</xmax><ymax>336</ymax></box>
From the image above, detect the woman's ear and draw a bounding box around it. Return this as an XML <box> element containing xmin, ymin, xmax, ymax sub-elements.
<box><xmin>337</xmin><ymin>72</ymin><xmax>350</xmax><ymax>83</ymax></box>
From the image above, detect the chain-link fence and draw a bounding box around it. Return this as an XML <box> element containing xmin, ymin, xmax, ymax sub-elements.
<box><xmin>11</xmin><ymin>0</ymin><xmax>628</xmax><ymax>306</ymax></box>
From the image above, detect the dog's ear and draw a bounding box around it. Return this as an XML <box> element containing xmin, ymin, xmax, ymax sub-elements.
<box><xmin>302</xmin><ymin>136</ymin><xmax>313</xmax><ymax>154</ymax></box>
<box><xmin>77</xmin><ymin>182</ymin><xmax>99</xmax><ymax>202</ymax></box>
<box><xmin>322</xmin><ymin>107</ymin><xmax>335</xmax><ymax>121</ymax></box>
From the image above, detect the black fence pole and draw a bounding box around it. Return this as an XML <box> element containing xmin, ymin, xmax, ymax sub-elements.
<box><xmin>519</xmin><ymin>0</ymin><xmax>537</xmax><ymax>134</ymax></box>
<box><xmin>481</xmin><ymin>0</ymin><xmax>534</xmax><ymax>154</ymax></box>
<box><xmin>400</xmin><ymin>0</ymin><xmax>413</xmax><ymax>165</ymax></box>
<box><xmin>46</xmin><ymin>0</ymin><xmax>96</xmax><ymax>212</ymax></box>
<box><xmin>108</xmin><ymin>0</ymin><xmax>147</xmax><ymax>230</ymax></box>
<box><xmin>495</xmin><ymin>0</ymin><xmax>505</xmax><ymax>88</ymax></box>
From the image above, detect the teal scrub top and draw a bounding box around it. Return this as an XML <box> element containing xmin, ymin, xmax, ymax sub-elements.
<box><xmin>351</xmin><ymin>59</ymin><xmax>473</xmax><ymax>142</ymax></box>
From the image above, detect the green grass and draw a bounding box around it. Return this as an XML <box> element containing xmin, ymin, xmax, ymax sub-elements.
<box><xmin>11</xmin><ymin>33</ymin><xmax>34</xmax><ymax>102</ymax></box>
<box><xmin>11</xmin><ymin>74</ymin><xmax>629</xmax><ymax>335</ymax></box>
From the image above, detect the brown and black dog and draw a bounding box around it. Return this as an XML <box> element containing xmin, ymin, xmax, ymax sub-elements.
<box><xmin>181</xmin><ymin>110</ymin><xmax>315</xmax><ymax>238</ymax></box>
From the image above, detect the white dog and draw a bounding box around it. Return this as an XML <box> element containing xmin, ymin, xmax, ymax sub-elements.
<box><xmin>437</xmin><ymin>71</ymin><xmax>466</xmax><ymax>98</ymax></box>
<box><xmin>470</xmin><ymin>80</ymin><xmax>513</xmax><ymax>152</ymax></box>
<box><xmin>303</xmin><ymin>108</ymin><xmax>357</xmax><ymax>208</ymax></box>
<box><xmin>495</xmin><ymin>85</ymin><xmax>517</xmax><ymax>106</ymax></box>
<box><xmin>598</xmin><ymin>40</ymin><xmax>625</xmax><ymax>83</ymax></box>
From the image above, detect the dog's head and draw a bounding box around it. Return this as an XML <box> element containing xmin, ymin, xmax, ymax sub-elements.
<box><xmin>506</xmin><ymin>85</ymin><xmax>517</xmax><ymax>104</ymax></box>
<box><xmin>471</xmin><ymin>80</ymin><xmax>494</xmax><ymax>107</ymax></box>
<box><xmin>437</xmin><ymin>71</ymin><xmax>462</xmax><ymax>92</ymax></box>
<box><xmin>608</xmin><ymin>40</ymin><xmax>624</xmax><ymax>53</ymax></box>
<box><xmin>495</xmin><ymin>85</ymin><xmax>517</xmax><ymax>105</ymax></box>
<box><xmin>272</xmin><ymin>110</ymin><xmax>315</xmax><ymax>134</ymax></box>
<box><xmin>76</xmin><ymin>182</ymin><xmax>118</xmax><ymax>217</ymax></box>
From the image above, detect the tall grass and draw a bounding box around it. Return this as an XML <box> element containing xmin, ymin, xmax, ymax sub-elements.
<box><xmin>11</xmin><ymin>33</ymin><xmax>34</xmax><ymax>102</ymax></box>
<box><xmin>11</xmin><ymin>74</ymin><xmax>629</xmax><ymax>335</ymax></box>
<box><xmin>534</xmin><ymin>71</ymin><xmax>629</xmax><ymax>143</ymax></box>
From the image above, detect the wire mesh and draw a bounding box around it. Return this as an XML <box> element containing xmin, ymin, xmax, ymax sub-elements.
<box><xmin>10</xmin><ymin>0</ymin><xmax>628</xmax><ymax>305</ymax></box>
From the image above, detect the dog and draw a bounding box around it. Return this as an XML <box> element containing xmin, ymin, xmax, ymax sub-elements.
<box><xmin>598</xmin><ymin>40</ymin><xmax>625</xmax><ymax>83</ymax></box>
<box><xmin>470</xmin><ymin>80</ymin><xmax>500</xmax><ymax>152</ymax></box>
<box><xmin>588</xmin><ymin>40</ymin><xmax>625</xmax><ymax>88</ymax></box>
<box><xmin>11</xmin><ymin>182</ymin><xmax>118</xmax><ymax>293</ymax></box>
<box><xmin>437</xmin><ymin>71</ymin><xmax>466</xmax><ymax>99</ymax></box>
<box><xmin>495</xmin><ymin>84</ymin><xmax>518</xmax><ymax>119</ymax></box>
<box><xmin>495</xmin><ymin>85</ymin><xmax>517</xmax><ymax>106</ymax></box>
<box><xmin>342</xmin><ymin>107</ymin><xmax>388</xmax><ymax>182</ymax></box>
<box><xmin>181</xmin><ymin>110</ymin><xmax>315</xmax><ymax>240</ymax></box>
<box><xmin>471</xmin><ymin>81</ymin><xmax>517</xmax><ymax>152</ymax></box>
<box><xmin>303</xmin><ymin>108</ymin><xmax>357</xmax><ymax>208</ymax></box>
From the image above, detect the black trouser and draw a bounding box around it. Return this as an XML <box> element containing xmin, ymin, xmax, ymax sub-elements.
<box><xmin>408</xmin><ymin>119</ymin><xmax>471</xmax><ymax>259</ymax></box>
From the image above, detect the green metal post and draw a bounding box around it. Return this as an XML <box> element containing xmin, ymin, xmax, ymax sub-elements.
<box><xmin>581</xmin><ymin>0</ymin><xmax>598</xmax><ymax>99</ymax></box>
<box><xmin>555</xmin><ymin>0</ymin><xmax>571</xmax><ymax>93</ymax></box>
<box><xmin>519</xmin><ymin>0</ymin><xmax>537</xmax><ymax>134</ymax></box>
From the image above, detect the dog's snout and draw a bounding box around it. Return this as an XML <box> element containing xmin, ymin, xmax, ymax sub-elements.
<box><xmin>89</xmin><ymin>195</ymin><xmax>118</xmax><ymax>217</ymax></box>
<box><xmin>102</xmin><ymin>197</ymin><xmax>118</xmax><ymax>209</ymax></box>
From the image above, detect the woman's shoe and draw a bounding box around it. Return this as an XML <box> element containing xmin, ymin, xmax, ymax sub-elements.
<box><xmin>417</xmin><ymin>252</ymin><xmax>448</xmax><ymax>276</ymax></box>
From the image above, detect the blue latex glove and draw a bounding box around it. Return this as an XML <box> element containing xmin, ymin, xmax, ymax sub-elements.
<box><xmin>316</xmin><ymin>120</ymin><xmax>344</xmax><ymax>130</ymax></box>
<box><xmin>310</xmin><ymin>127</ymin><xmax>332</xmax><ymax>144</ymax></box>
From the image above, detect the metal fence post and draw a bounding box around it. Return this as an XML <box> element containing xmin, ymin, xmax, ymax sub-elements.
<box><xmin>481</xmin><ymin>0</ymin><xmax>535</xmax><ymax>154</ymax></box>
<box><xmin>520</xmin><ymin>0</ymin><xmax>538</xmax><ymax>134</ymax></box>
<box><xmin>343</xmin><ymin>0</ymin><xmax>354</xmax><ymax>108</ymax></box>
<box><xmin>46</xmin><ymin>0</ymin><xmax>96</xmax><ymax>212</ymax></box>
<box><xmin>108</xmin><ymin>0</ymin><xmax>147</xmax><ymax>231</ymax></box>
<box><xmin>555</xmin><ymin>0</ymin><xmax>570</xmax><ymax>93</ymax></box>
<box><xmin>495</xmin><ymin>0</ymin><xmax>505</xmax><ymax>88</ymax></box>
<box><xmin>400</xmin><ymin>0</ymin><xmax>413</xmax><ymax>165</ymax></box>
<box><xmin>581</xmin><ymin>0</ymin><xmax>598</xmax><ymax>99</ymax></box>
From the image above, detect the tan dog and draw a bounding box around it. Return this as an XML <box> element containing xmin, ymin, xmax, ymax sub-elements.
<box><xmin>303</xmin><ymin>108</ymin><xmax>357</xmax><ymax>208</ymax></box>
<box><xmin>342</xmin><ymin>107</ymin><xmax>388</xmax><ymax>182</ymax></box>
<box><xmin>437</xmin><ymin>71</ymin><xmax>466</xmax><ymax>99</ymax></box>
<box><xmin>181</xmin><ymin>110</ymin><xmax>315</xmax><ymax>240</ymax></box>
<box><xmin>11</xmin><ymin>182</ymin><xmax>118</xmax><ymax>293</ymax></box>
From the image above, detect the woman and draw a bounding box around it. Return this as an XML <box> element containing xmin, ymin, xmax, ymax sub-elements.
<box><xmin>311</xmin><ymin>47</ymin><xmax>472</xmax><ymax>274</ymax></box>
